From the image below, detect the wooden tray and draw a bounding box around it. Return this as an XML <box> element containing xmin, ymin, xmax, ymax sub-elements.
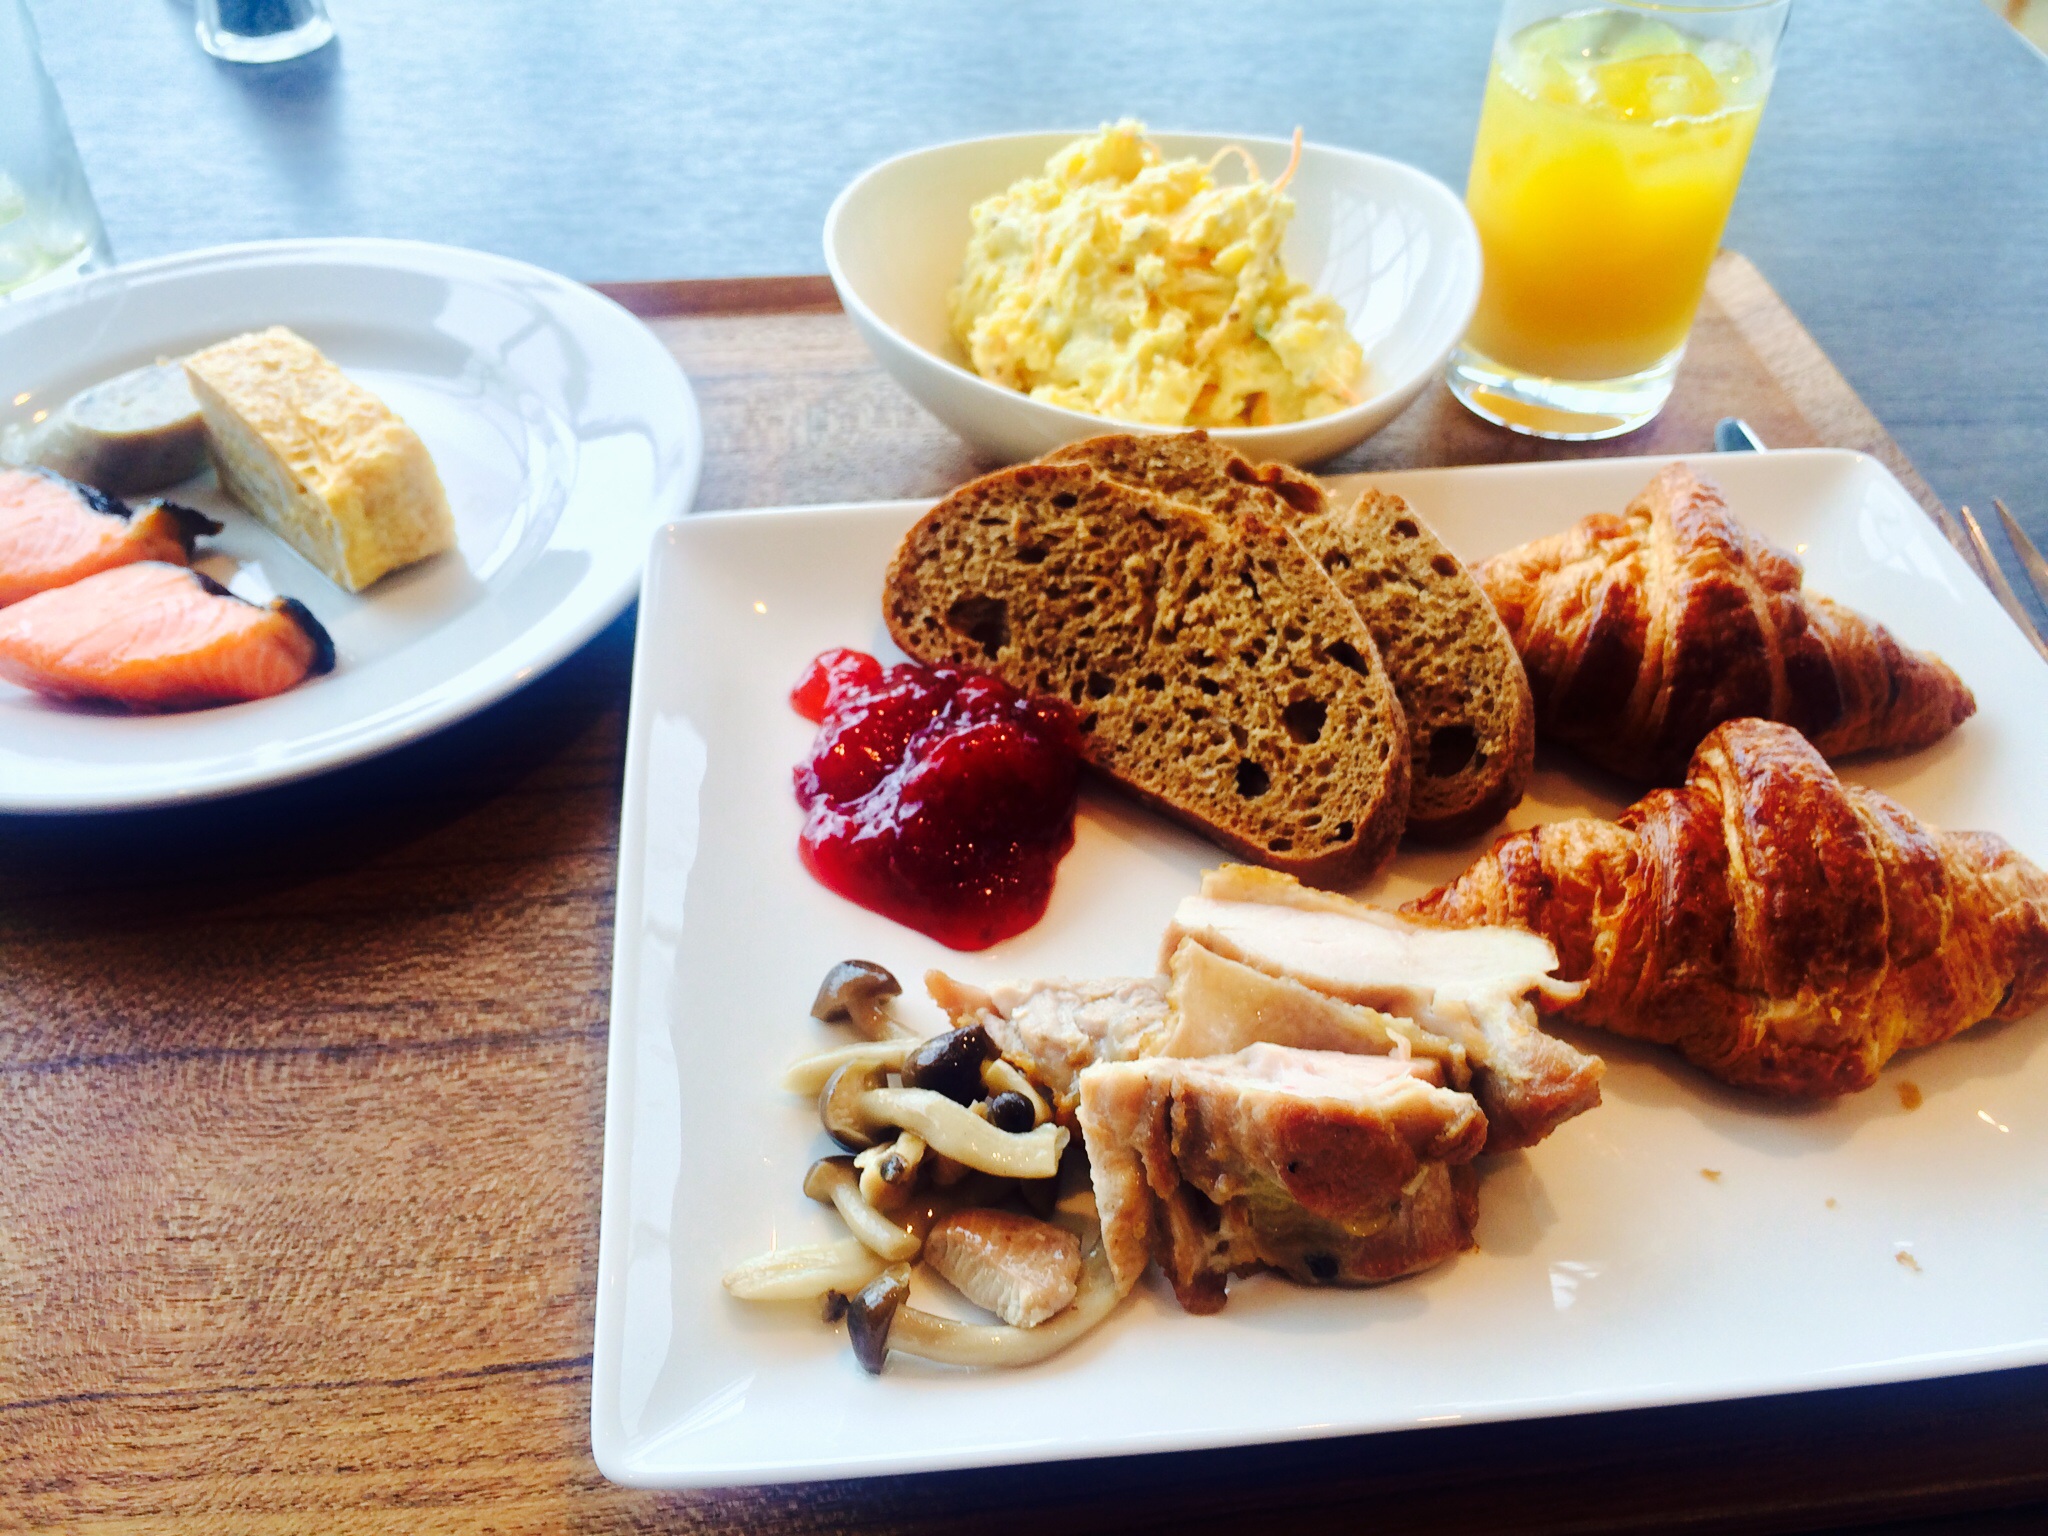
<box><xmin>608</xmin><ymin>255</ymin><xmax>1947</xmax><ymax>517</ymax></box>
<box><xmin>4</xmin><ymin>256</ymin><xmax>2044</xmax><ymax>1535</ymax></box>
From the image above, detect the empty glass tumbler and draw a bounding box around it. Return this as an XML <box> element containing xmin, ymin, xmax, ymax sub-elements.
<box><xmin>0</xmin><ymin>0</ymin><xmax>112</xmax><ymax>300</ymax></box>
<box><xmin>197</xmin><ymin>0</ymin><xmax>335</xmax><ymax>64</ymax></box>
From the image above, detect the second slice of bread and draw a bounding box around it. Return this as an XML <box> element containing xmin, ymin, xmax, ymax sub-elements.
<box><xmin>883</xmin><ymin>460</ymin><xmax>1410</xmax><ymax>887</ymax></box>
<box><xmin>1047</xmin><ymin>432</ymin><xmax>1534</xmax><ymax>841</ymax></box>
<box><xmin>1295</xmin><ymin>486</ymin><xmax>1535</xmax><ymax>840</ymax></box>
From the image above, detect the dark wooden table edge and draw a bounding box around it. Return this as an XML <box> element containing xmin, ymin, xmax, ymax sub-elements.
<box><xmin>594</xmin><ymin>273</ymin><xmax>842</xmax><ymax>318</ymax></box>
<box><xmin>618</xmin><ymin>1358</ymin><xmax>2048</xmax><ymax>1535</ymax></box>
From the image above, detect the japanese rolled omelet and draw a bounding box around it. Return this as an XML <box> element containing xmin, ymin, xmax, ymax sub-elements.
<box><xmin>948</xmin><ymin>121</ymin><xmax>1366</xmax><ymax>429</ymax></box>
<box><xmin>184</xmin><ymin>326</ymin><xmax>456</xmax><ymax>593</ymax></box>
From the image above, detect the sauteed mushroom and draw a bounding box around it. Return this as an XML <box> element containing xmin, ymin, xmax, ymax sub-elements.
<box><xmin>811</xmin><ymin>960</ymin><xmax>911</xmax><ymax>1040</ymax></box>
<box><xmin>820</xmin><ymin>1060</ymin><xmax>1068</xmax><ymax>1177</ymax></box>
<box><xmin>745</xmin><ymin>952</ymin><xmax>1129</xmax><ymax>1374</ymax></box>
<box><xmin>782</xmin><ymin>1038</ymin><xmax>912</xmax><ymax>1096</ymax></box>
<box><xmin>901</xmin><ymin>1023</ymin><xmax>998</xmax><ymax>1104</ymax></box>
<box><xmin>803</xmin><ymin>1156</ymin><xmax>922</xmax><ymax>1262</ymax></box>
<box><xmin>980</xmin><ymin>1057</ymin><xmax>1051</xmax><ymax>1126</ymax></box>
<box><xmin>721</xmin><ymin>1236</ymin><xmax>888</xmax><ymax>1301</ymax></box>
<box><xmin>844</xmin><ymin>1264</ymin><xmax>912</xmax><ymax>1374</ymax></box>
<box><xmin>840</xmin><ymin>1237</ymin><xmax>1120</xmax><ymax>1373</ymax></box>
<box><xmin>854</xmin><ymin>1132</ymin><xmax>926</xmax><ymax>1208</ymax></box>
<box><xmin>818</xmin><ymin>1058</ymin><xmax>893</xmax><ymax>1152</ymax></box>
<box><xmin>982</xmin><ymin>1092</ymin><xmax>1036</xmax><ymax>1135</ymax></box>
<box><xmin>887</xmin><ymin>1242</ymin><xmax>1120</xmax><ymax>1368</ymax></box>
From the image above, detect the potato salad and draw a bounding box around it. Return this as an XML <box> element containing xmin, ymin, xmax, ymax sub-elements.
<box><xmin>948</xmin><ymin>121</ymin><xmax>1365</xmax><ymax>429</ymax></box>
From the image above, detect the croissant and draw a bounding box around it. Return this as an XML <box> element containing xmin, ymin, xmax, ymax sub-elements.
<box><xmin>1406</xmin><ymin>718</ymin><xmax>2048</xmax><ymax>1097</ymax></box>
<box><xmin>1478</xmin><ymin>463</ymin><xmax>1975</xmax><ymax>783</ymax></box>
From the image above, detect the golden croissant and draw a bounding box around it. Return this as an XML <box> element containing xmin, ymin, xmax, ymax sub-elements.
<box><xmin>1477</xmin><ymin>463</ymin><xmax>1975</xmax><ymax>783</ymax></box>
<box><xmin>1407</xmin><ymin>718</ymin><xmax>2048</xmax><ymax>1097</ymax></box>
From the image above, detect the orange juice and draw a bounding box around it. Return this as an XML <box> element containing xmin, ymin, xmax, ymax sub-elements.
<box><xmin>1464</xmin><ymin>11</ymin><xmax>1767</xmax><ymax>381</ymax></box>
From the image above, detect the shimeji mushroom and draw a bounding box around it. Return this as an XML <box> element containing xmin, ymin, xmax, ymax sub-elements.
<box><xmin>981</xmin><ymin>1091</ymin><xmax>1035</xmax><ymax>1134</ymax></box>
<box><xmin>980</xmin><ymin>1057</ymin><xmax>1051</xmax><ymax>1126</ymax></box>
<box><xmin>781</xmin><ymin>1037</ymin><xmax>913</xmax><ymax>1096</ymax></box>
<box><xmin>819</xmin><ymin>1058</ymin><xmax>1067</xmax><ymax>1177</ymax></box>
<box><xmin>722</xmin><ymin>1236</ymin><xmax>888</xmax><ymax>1302</ymax></box>
<box><xmin>811</xmin><ymin>960</ymin><xmax>913</xmax><ymax>1040</ymax></box>
<box><xmin>900</xmin><ymin>1023</ymin><xmax>997</xmax><ymax>1104</ymax></box>
<box><xmin>803</xmin><ymin>1155</ymin><xmax>922</xmax><ymax>1262</ymax></box>
<box><xmin>838</xmin><ymin>1228</ymin><xmax>1121</xmax><ymax>1373</ymax></box>
<box><xmin>844</xmin><ymin>1264</ymin><xmax>912</xmax><ymax>1373</ymax></box>
<box><xmin>854</xmin><ymin>1132</ymin><xmax>925</xmax><ymax>1208</ymax></box>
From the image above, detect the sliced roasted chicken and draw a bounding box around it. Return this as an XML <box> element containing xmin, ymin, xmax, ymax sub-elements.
<box><xmin>926</xmin><ymin>944</ymin><xmax>1472</xmax><ymax>1114</ymax></box>
<box><xmin>1161</xmin><ymin>865</ymin><xmax>1602</xmax><ymax>1150</ymax></box>
<box><xmin>927</xmin><ymin>970</ymin><xmax>1172</xmax><ymax>1114</ymax></box>
<box><xmin>1077</xmin><ymin>1043</ymin><xmax>1487</xmax><ymax>1313</ymax></box>
<box><xmin>924</xmin><ymin>1208</ymin><xmax>1082</xmax><ymax>1328</ymax></box>
<box><xmin>1162</xmin><ymin>938</ymin><xmax>1470</xmax><ymax>1087</ymax></box>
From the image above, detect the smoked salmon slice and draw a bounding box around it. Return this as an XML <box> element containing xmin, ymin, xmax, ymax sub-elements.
<box><xmin>0</xmin><ymin>466</ymin><xmax>220</xmax><ymax>608</ymax></box>
<box><xmin>0</xmin><ymin>561</ymin><xmax>335</xmax><ymax>709</ymax></box>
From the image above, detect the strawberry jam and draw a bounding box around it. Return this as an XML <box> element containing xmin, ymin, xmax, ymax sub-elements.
<box><xmin>791</xmin><ymin>647</ymin><xmax>1081</xmax><ymax>950</ymax></box>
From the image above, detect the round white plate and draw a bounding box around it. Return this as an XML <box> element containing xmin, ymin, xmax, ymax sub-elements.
<box><xmin>0</xmin><ymin>238</ymin><xmax>701</xmax><ymax>813</ymax></box>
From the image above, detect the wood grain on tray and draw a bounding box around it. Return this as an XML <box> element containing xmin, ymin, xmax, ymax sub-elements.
<box><xmin>4</xmin><ymin>254</ymin><xmax>2046</xmax><ymax>1535</ymax></box>
<box><xmin>621</xmin><ymin>256</ymin><xmax>1952</xmax><ymax>532</ymax></box>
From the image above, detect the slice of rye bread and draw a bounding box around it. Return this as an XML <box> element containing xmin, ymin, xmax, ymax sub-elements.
<box><xmin>1044</xmin><ymin>429</ymin><xmax>1329</xmax><ymax>519</ymax></box>
<box><xmin>1045</xmin><ymin>432</ymin><xmax>1536</xmax><ymax>841</ymax></box>
<box><xmin>883</xmin><ymin>460</ymin><xmax>1411</xmax><ymax>887</ymax></box>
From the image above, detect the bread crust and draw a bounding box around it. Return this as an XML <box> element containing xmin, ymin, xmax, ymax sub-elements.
<box><xmin>883</xmin><ymin>460</ymin><xmax>1410</xmax><ymax>887</ymax></box>
<box><xmin>1047</xmin><ymin>432</ymin><xmax>1535</xmax><ymax>841</ymax></box>
<box><xmin>1310</xmin><ymin>486</ymin><xmax>1535</xmax><ymax>841</ymax></box>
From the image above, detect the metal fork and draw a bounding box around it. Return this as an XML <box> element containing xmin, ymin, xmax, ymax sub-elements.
<box><xmin>1957</xmin><ymin>502</ymin><xmax>2048</xmax><ymax>665</ymax></box>
<box><xmin>1994</xmin><ymin>499</ymin><xmax>2048</xmax><ymax>613</ymax></box>
<box><xmin>1713</xmin><ymin>417</ymin><xmax>2048</xmax><ymax>663</ymax></box>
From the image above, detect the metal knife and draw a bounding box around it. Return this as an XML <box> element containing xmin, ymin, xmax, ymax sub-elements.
<box><xmin>1713</xmin><ymin>417</ymin><xmax>1764</xmax><ymax>453</ymax></box>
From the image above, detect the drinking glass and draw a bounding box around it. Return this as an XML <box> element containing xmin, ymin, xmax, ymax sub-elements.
<box><xmin>1448</xmin><ymin>0</ymin><xmax>1792</xmax><ymax>439</ymax></box>
<box><xmin>196</xmin><ymin>0</ymin><xmax>335</xmax><ymax>65</ymax></box>
<box><xmin>0</xmin><ymin>0</ymin><xmax>112</xmax><ymax>301</ymax></box>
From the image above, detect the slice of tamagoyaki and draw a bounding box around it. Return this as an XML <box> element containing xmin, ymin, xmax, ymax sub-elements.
<box><xmin>183</xmin><ymin>326</ymin><xmax>456</xmax><ymax>593</ymax></box>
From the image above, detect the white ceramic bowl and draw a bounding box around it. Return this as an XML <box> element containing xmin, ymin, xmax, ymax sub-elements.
<box><xmin>823</xmin><ymin>130</ymin><xmax>1481</xmax><ymax>468</ymax></box>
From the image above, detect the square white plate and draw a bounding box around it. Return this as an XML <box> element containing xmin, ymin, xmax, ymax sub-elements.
<box><xmin>594</xmin><ymin>449</ymin><xmax>2048</xmax><ymax>1489</ymax></box>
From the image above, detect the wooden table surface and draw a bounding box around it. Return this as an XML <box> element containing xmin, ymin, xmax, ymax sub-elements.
<box><xmin>5</xmin><ymin>262</ymin><xmax>2048</xmax><ymax>1534</ymax></box>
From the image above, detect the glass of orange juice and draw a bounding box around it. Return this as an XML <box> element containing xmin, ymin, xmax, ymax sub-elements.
<box><xmin>1448</xmin><ymin>0</ymin><xmax>1791</xmax><ymax>439</ymax></box>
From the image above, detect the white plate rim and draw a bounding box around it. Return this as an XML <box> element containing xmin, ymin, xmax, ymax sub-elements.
<box><xmin>0</xmin><ymin>236</ymin><xmax>703</xmax><ymax>814</ymax></box>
